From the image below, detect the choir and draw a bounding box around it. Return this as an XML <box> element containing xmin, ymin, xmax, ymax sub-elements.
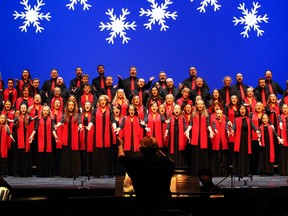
<box><xmin>0</xmin><ymin>66</ymin><xmax>287</xmax><ymax>178</ymax></box>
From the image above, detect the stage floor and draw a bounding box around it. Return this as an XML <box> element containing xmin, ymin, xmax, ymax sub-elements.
<box><xmin>4</xmin><ymin>174</ymin><xmax>288</xmax><ymax>190</ymax></box>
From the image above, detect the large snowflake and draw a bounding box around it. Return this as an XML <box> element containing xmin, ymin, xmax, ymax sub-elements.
<box><xmin>191</xmin><ymin>0</ymin><xmax>221</xmax><ymax>13</ymax></box>
<box><xmin>66</xmin><ymin>0</ymin><xmax>91</xmax><ymax>11</ymax></box>
<box><xmin>13</xmin><ymin>0</ymin><xmax>51</xmax><ymax>33</ymax></box>
<box><xmin>233</xmin><ymin>2</ymin><xmax>269</xmax><ymax>38</ymax></box>
<box><xmin>139</xmin><ymin>0</ymin><xmax>177</xmax><ymax>31</ymax></box>
<box><xmin>99</xmin><ymin>8</ymin><xmax>136</xmax><ymax>44</ymax></box>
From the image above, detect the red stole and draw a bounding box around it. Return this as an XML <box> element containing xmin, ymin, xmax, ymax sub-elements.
<box><xmin>37</xmin><ymin>117</ymin><xmax>52</xmax><ymax>152</ymax></box>
<box><xmin>267</xmin><ymin>104</ymin><xmax>280</xmax><ymax>127</ymax></box>
<box><xmin>119</xmin><ymin>116</ymin><xmax>141</xmax><ymax>152</ymax></box>
<box><xmin>80</xmin><ymin>113</ymin><xmax>94</xmax><ymax>152</ymax></box>
<box><xmin>18</xmin><ymin>80</ymin><xmax>32</xmax><ymax>93</ymax></box>
<box><xmin>0</xmin><ymin>125</ymin><xmax>9</xmax><ymax>158</ymax></box>
<box><xmin>260</xmin><ymin>125</ymin><xmax>275</xmax><ymax>162</ymax></box>
<box><xmin>251</xmin><ymin>112</ymin><xmax>262</xmax><ymax>140</ymax></box>
<box><xmin>16</xmin><ymin>115</ymin><xmax>31</xmax><ymax>152</ymax></box>
<box><xmin>80</xmin><ymin>93</ymin><xmax>94</xmax><ymax>109</ymax></box>
<box><xmin>1</xmin><ymin>110</ymin><xmax>15</xmax><ymax>149</ymax></box>
<box><xmin>211</xmin><ymin>116</ymin><xmax>228</xmax><ymax>150</ymax></box>
<box><xmin>280</xmin><ymin>114</ymin><xmax>288</xmax><ymax>147</ymax></box>
<box><xmin>15</xmin><ymin>97</ymin><xmax>34</xmax><ymax>110</ymax></box>
<box><xmin>244</xmin><ymin>97</ymin><xmax>257</xmax><ymax>114</ymax></box>
<box><xmin>50</xmin><ymin>96</ymin><xmax>64</xmax><ymax>112</ymax></box>
<box><xmin>165</xmin><ymin>104</ymin><xmax>174</xmax><ymax>117</ymax></box>
<box><xmin>52</xmin><ymin>111</ymin><xmax>63</xmax><ymax>149</ymax></box>
<box><xmin>61</xmin><ymin>116</ymin><xmax>79</xmax><ymax>150</ymax></box>
<box><xmin>120</xmin><ymin>102</ymin><xmax>129</xmax><ymax>117</ymax></box>
<box><xmin>169</xmin><ymin>116</ymin><xmax>185</xmax><ymax>153</ymax></box>
<box><xmin>234</xmin><ymin>116</ymin><xmax>252</xmax><ymax>154</ymax></box>
<box><xmin>177</xmin><ymin>98</ymin><xmax>193</xmax><ymax>108</ymax></box>
<box><xmin>227</xmin><ymin>107</ymin><xmax>237</xmax><ymax>142</ymax></box>
<box><xmin>28</xmin><ymin>105</ymin><xmax>43</xmax><ymax>135</ymax></box>
<box><xmin>284</xmin><ymin>96</ymin><xmax>288</xmax><ymax>105</ymax></box>
<box><xmin>161</xmin><ymin>117</ymin><xmax>168</xmax><ymax>148</ymax></box>
<box><xmin>136</xmin><ymin>105</ymin><xmax>145</xmax><ymax>120</ymax></box>
<box><xmin>95</xmin><ymin>107</ymin><xmax>111</xmax><ymax>148</ymax></box>
<box><xmin>146</xmin><ymin>113</ymin><xmax>163</xmax><ymax>147</ymax></box>
<box><xmin>136</xmin><ymin>105</ymin><xmax>145</xmax><ymax>140</ymax></box>
<box><xmin>3</xmin><ymin>89</ymin><xmax>18</xmax><ymax>105</ymax></box>
<box><xmin>111</xmin><ymin>117</ymin><xmax>123</xmax><ymax>144</ymax></box>
<box><xmin>190</xmin><ymin>113</ymin><xmax>208</xmax><ymax>149</ymax></box>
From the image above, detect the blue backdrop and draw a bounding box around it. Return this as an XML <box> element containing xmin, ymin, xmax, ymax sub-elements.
<box><xmin>0</xmin><ymin>0</ymin><xmax>287</xmax><ymax>93</ymax></box>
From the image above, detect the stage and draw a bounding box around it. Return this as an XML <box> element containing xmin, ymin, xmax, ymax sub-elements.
<box><xmin>1</xmin><ymin>174</ymin><xmax>288</xmax><ymax>215</ymax></box>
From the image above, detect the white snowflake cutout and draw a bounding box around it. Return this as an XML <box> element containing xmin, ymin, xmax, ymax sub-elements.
<box><xmin>191</xmin><ymin>0</ymin><xmax>221</xmax><ymax>13</ymax></box>
<box><xmin>99</xmin><ymin>8</ymin><xmax>137</xmax><ymax>44</ymax></box>
<box><xmin>66</xmin><ymin>0</ymin><xmax>91</xmax><ymax>11</ymax></box>
<box><xmin>139</xmin><ymin>0</ymin><xmax>177</xmax><ymax>31</ymax></box>
<box><xmin>233</xmin><ymin>2</ymin><xmax>269</xmax><ymax>38</ymax></box>
<box><xmin>13</xmin><ymin>0</ymin><xmax>51</xmax><ymax>33</ymax></box>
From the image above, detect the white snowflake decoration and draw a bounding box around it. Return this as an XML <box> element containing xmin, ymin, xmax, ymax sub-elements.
<box><xmin>13</xmin><ymin>0</ymin><xmax>51</xmax><ymax>33</ymax></box>
<box><xmin>191</xmin><ymin>0</ymin><xmax>221</xmax><ymax>13</ymax></box>
<box><xmin>66</xmin><ymin>0</ymin><xmax>91</xmax><ymax>11</ymax></box>
<box><xmin>139</xmin><ymin>0</ymin><xmax>177</xmax><ymax>31</ymax></box>
<box><xmin>233</xmin><ymin>2</ymin><xmax>269</xmax><ymax>38</ymax></box>
<box><xmin>99</xmin><ymin>8</ymin><xmax>137</xmax><ymax>44</ymax></box>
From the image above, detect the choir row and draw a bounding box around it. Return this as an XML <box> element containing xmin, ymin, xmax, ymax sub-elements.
<box><xmin>1</xmin><ymin>92</ymin><xmax>288</xmax><ymax>178</ymax></box>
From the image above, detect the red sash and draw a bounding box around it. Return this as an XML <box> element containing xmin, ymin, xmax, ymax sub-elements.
<box><xmin>52</xmin><ymin>111</ymin><xmax>63</xmax><ymax>149</ymax></box>
<box><xmin>0</xmin><ymin>125</ymin><xmax>10</xmax><ymax>158</ymax></box>
<box><xmin>251</xmin><ymin>112</ymin><xmax>262</xmax><ymax>140</ymax></box>
<box><xmin>234</xmin><ymin>117</ymin><xmax>252</xmax><ymax>154</ymax></box>
<box><xmin>169</xmin><ymin>116</ymin><xmax>185</xmax><ymax>153</ymax></box>
<box><xmin>211</xmin><ymin>115</ymin><xmax>228</xmax><ymax>150</ymax></box>
<box><xmin>280</xmin><ymin>114</ymin><xmax>288</xmax><ymax>147</ymax></box>
<box><xmin>37</xmin><ymin>117</ymin><xmax>52</xmax><ymax>152</ymax></box>
<box><xmin>146</xmin><ymin>113</ymin><xmax>163</xmax><ymax>147</ymax></box>
<box><xmin>119</xmin><ymin>116</ymin><xmax>141</xmax><ymax>152</ymax></box>
<box><xmin>260</xmin><ymin>125</ymin><xmax>275</xmax><ymax>162</ymax></box>
<box><xmin>190</xmin><ymin>113</ymin><xmax>208</xmax><ymax>149</ymax></box>
<box><xmin>95</xmin><ymin>107</ymin><xmax>111</xmax><ymax>148</ymax></box>
<box><xmin>3</xmin><ymin>89</ymin><xmax>18</xmax><ymax>105</ymax></box>
<box><xmin>16</xmin><ymin>115</ymin><xmax>31</xmax><ymax>152</ymax></box>
<box><xmin>80</xmin><ymin>93</ymin><xmax>94</xmax><ymax>109</ymax></box>
<box><xmin>61</xmin><ymin>116</ymin><xmax>79</xmax><ymax>150</ymax></box>
<box><xmin>80</xmin><ymin>113</ymin><xmax>94</xmax><ymax>152</ymax></box>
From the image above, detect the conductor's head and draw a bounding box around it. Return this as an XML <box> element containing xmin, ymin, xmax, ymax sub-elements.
<box><xmin>139</xmin><ymin>136</ymin><xmax>159</xmax><ymax>157</ymax></box>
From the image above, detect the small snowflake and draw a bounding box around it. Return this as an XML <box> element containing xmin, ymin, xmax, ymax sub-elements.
<box><xmin>233</xmin><ymin>2</ymin><xmax>269</xmax><ymax>38</ymax></box>
<box><xmin>191</xmin><ymin>0</ymin><xmax>221</xmax><ymax>13</ymax></box>
<box><xmin>66</xmin><ymin>0</ymin><xmax>91</xmax><ymax>11</ymax></box>
<box><xmin>13</xmin><ymin>0</ymin><xmax>51</xmax><ymax>33</ymax></box>
<box><xmin>139</xmin><ymin>0</ymin><xmax>177</xmax><ymax>31</ymax></box>
<box><xmin>99</xmin><ymin>8</ymin><xmax>137</xmax><ymax>44</ymax></box>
